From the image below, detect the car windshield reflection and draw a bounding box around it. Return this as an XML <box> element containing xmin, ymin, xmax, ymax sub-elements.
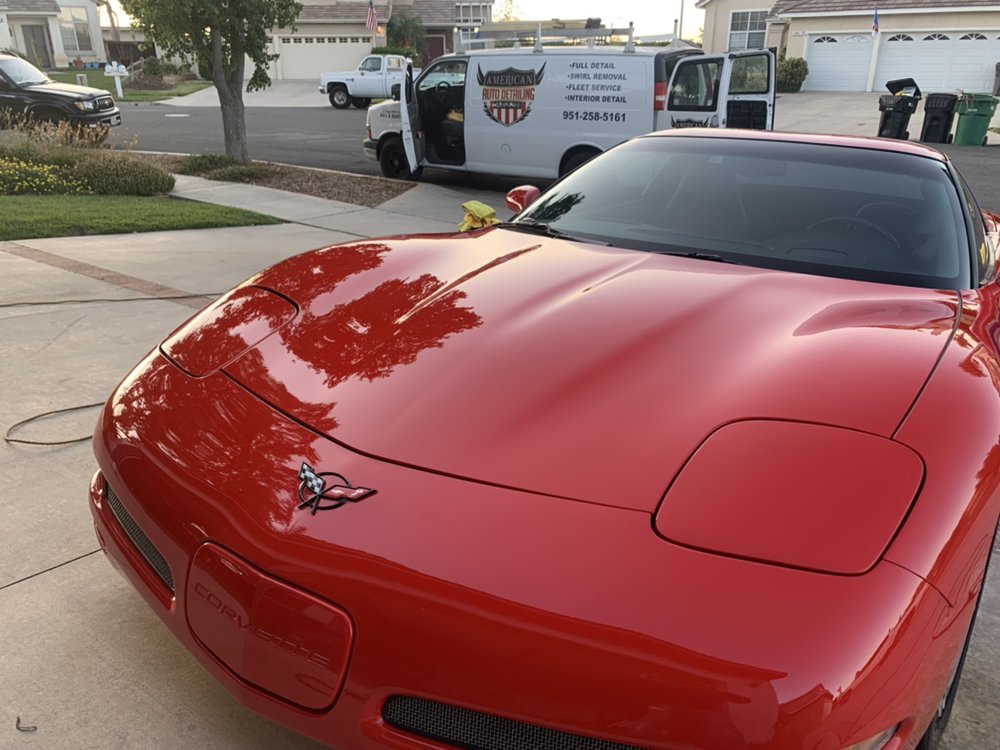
<box><xmin>0</xmin><ymin>57</ymin><xmax>51</xmax><ymax>86</ymax></box>
<box><xmin>514</xmin><ymin>135</ymin><xmax>971</xmax><ymax>290</ymax></box>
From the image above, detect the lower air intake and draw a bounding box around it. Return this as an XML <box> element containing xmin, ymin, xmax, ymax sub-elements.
<box><xmin>105</xmin><ymin>484</ymin><xmax>174</xmax><ymax>591</ymax></box>
<box><xmin>383</xmin><ymin>695</ymin><xmax>648</xmax><ymax>750</ymax></box>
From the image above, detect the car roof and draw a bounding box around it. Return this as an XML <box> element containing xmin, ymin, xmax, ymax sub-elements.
<box><xmin>645</xmin><ymin>128</ymin><xmax>950</xmax><ymax>162</ymax></box>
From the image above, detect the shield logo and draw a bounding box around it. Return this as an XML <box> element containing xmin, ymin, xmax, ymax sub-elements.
<box><xmin>478</xmin><ymin>64</ymin><xmax>546</xmax><ymax>127</ymax></box>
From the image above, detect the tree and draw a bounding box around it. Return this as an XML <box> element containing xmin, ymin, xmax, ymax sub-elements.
<box><xmin>495</xmin><ymin>0</ymin><xmax>522</xmax><ymax>22</ymax></box>
<box><xmin>386</xmin><ymin>13</ymin><xmax>427</xmax><ymax>58</ymax></box>
<box><xmin>120</xmin><ymin>0</ymin><xmax>302</xmax><ymax>163</ymax></box>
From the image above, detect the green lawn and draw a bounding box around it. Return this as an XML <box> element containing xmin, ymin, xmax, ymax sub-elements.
<box><xmin>48</xmin><ymin>70</ymin><xmax>212</xmax><ymax>102</ymax></box>
<box><xmin>0</xmin><ymin>195</ymin><xmax>281</xmax><ymax>240</ymax></box>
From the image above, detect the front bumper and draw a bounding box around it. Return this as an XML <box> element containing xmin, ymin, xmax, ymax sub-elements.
<box><xmin>363</xmin><ymin>138</ymin><xmax>378</xmax><ymax>160</ymax></box>
<box><xmin>90</xmin><ymin>352</ymin><xmax>963</xmax><ymax>750</ymax></box>
<box><xmin>73</xmin><ymin>107</ymin><xmax>122</xmax><ymax>128</ymax></box>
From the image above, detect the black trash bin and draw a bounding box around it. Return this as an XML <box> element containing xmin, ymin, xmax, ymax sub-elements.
<box><xmin>877</xmin><ymin>77</ymin><xmax>922</xmax><ymax>140</ymax></box>
<box><xmin>920</xmin><ymin>93</ymin><xmax>958</xmax><ymax>144</ymax></box>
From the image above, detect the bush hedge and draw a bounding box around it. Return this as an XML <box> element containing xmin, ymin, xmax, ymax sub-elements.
<box><xmin>0</xmin><ymin>157</ymin><xmax>90</xmax><ymax>195</ymax></box>
<box><xmin>75</xmin><ymin>154</ymin><xmax>176</xmax><ymax>196</ymax></box>
<box><xmin>176</xmin><ymin>153</ymin><xmax>238</xmax><ymax>175</ymax></box>
<box><xmin>777</xmin><ymin>56</ymin><xmax>809</xmax><ymax>93</ymax></box>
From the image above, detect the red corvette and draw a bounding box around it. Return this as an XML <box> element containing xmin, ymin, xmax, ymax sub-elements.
<box><xmin>90</xmin><ymin>130</ymin><xmax>1000</xmax><ymax>750</ymax></box>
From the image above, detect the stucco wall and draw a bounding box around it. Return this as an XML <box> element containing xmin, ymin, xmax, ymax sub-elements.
<box><xmin>701</xmin><ymin>0</ymin><xmax>772</xmax><ymax>53</ymax></box>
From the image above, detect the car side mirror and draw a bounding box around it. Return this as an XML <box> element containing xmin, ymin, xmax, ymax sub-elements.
<box><xmin>391</xmin><ymin>84</ymin><xmax>400</xmax><ymax>101</ymax></box>
<box><xmin>505</xmin><ymin>185</ymin><xmax>541</xmax><ymax>213</ymax></box>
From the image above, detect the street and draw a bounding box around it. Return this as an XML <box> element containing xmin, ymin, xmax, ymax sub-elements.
<box><xmin>110</xmin><ymin>100</ymin><xmax>1000</xmax><ymax>209</ymax></box>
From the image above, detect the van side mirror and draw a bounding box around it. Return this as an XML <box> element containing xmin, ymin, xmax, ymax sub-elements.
<box><xmin>505</xmin><ymin>185</ymin><xmax>542</xmax><ymax>213</ymax></box>
<box><xmin>391</xmin><ymin>84</ymin><xmax>400</xmax><ymax>101</ymax></box>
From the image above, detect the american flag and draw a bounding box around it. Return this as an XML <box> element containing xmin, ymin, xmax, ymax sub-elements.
<box><xmin>872</xmin><ymin>2</ymin><xmax>879</xmax><ymax>33</ymax></box>
<box><xmin>366</xmin><ymin>0</ymin><xmax>378</xmax><ymax>33</ymax></box>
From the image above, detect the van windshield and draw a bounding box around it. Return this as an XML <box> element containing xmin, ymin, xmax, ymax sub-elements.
<box><xmin>514</xmin><ymin>135</ymin><xmax>971</xmax><ymax>290</ymax></box>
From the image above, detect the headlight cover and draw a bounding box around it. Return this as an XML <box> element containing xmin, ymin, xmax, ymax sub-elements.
<box><xmin>161</xmin><ymin>286</ymin><xmax>297</xmax><ymax>377</ymax></box>
<box><xmin>654</xmin><ymin>420</ymin><xmax>923</xmax><ymax>575</ymax></box>
<box><xmin>73</xmin><ymin>99</ymin><xmax>97</xmax><ymax>111</ymax></box>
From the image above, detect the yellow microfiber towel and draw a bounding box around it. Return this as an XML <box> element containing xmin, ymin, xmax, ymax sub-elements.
<box><xmin>458</xmin><ymin>200</ymin><xmax>500</xmax><ymax>232</ymax></box>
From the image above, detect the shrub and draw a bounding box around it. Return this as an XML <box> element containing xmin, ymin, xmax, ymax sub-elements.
<box><xmin>0</xmin><ymin>156</ymin><xmax>91</xmax><ymax>195</ymax></box>
<box><xmin>75</xmin><ymin>154</ymin><xmax>175</xmax><ymax>196</ymax></box>
<box><xmin>176</xmin><ymin>153</ymin><xmax>237</xmax><ymax>175</ymax></box>
<box><xmin>139</xmin><ymin>56</ymin><xmax>182</xmax><ymax>77</ymax></box>
<box><xmin>0</xmin><ymin>112</ymin><xmax>110</xmax><ymax>149</ymax></box>
<box><xmin>777</xmin><ymin>56</ymin><xmax>809</xmax><ymax>93</ymax></box>
<box><xmin>204</xmin><ymin>164</ymin><xmax>277</xmax><ymax>182</ymax></box>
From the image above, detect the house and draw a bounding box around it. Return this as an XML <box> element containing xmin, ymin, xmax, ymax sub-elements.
<box><xmin>0</xmin><ymin>0</ymin><xmax>106</xmax><ymax>69</ymax></box>
<box><xmin>268</xmin><ymin>0</ymin><xmax>495</xmax><ymax>79</ymax></box>
<box><xmin>696</xmin><ymin>0</ymin><xmax>1000</xmax><ymax>92</ymax></box>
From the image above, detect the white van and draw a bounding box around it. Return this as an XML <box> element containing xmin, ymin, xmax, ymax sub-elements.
<box><xmin>363</xmin><ymin>45</ymin><xmax>777</xmax><ymax>180</ymax></box>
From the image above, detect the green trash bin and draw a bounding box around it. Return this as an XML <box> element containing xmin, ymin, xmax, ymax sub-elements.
<box><xmin>953</xmin><ymin>93</ymin><xmax>998</xmax><ymax>146</ymax></box>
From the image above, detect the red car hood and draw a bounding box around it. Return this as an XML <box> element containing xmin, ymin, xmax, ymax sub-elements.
<box><xmin>221</xmin><ymin>230</ymin><xmax>958</xmax><ymax>511</ymax></box>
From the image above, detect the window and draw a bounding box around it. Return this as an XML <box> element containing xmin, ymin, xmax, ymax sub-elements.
<box><xmin>455</xmin><ymin>3</ymin><xmax>492</xmax><ymax>24</ymax></box>
<box><xmin>814</xmin><ymin>36</ymin><xmax>837</xmax><ymax>43</ymax></box>
<box><xmin>728</xmin><ymin>10</ymin><xmax>767</xmax><ymax>51</ymax></box>
<box><xmin>387</xmin><ymin>57</ymin><xmax>403</xmax><ymax>70</ymax></box>
<box><xmin>924</xmin><ymin>34</ymin><xmax>950</xmax><ymax>41</ymax></box>
<box><xmin>359</xmin><ymin>57</ymin><xmax>382</xmax><ymax>72</ymax></box>
<box><xmin>59</xmin><ymin>8</ymin><xmax>92</xmax><ymax>53</ymax></box>
<box><xmin>668</xmin><ymin>59</ymin><xmax>721</xmax><ymax>111</ymax></box>
<box><xmin>887</xmin><ymin>34</ymin><xmax>914</xmax><ymax>42</ymax></box>
<box><xmin>960</xmin><ymin>33</ymin><xmax>987</xmax><ymax>41</ymax></box>
<box><xmin>730</xmin><ymin>54</ymin><xmax>770</xmax><ymax>95</ymax></box>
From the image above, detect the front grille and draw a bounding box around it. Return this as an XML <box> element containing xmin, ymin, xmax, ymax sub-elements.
<box><xmin>383</xmin><ymin>696</ymin><xmax>648</xmax><ymax>750</ymax></box>
<box><xmin>104</xmin><ymin>484</ymin><xmax>174</xmax><ymax>590</ymax></box>
<box><xmin>96</xmin><ymin>96</ymin><xmax>114</xmax><ymax>111</ymax></box>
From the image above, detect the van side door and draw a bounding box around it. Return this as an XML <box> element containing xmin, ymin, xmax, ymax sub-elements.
<box><xmin>399</xmin><ymin>63</ymin><xmax>426</xmax><ymax>172</ymax></box>
<box><xmin>664</xmin><ymin>56</ymin><xmax>726</xmax><ymax>129</ymax></box>
<box><xmin>722</xmin><ymin>49</ymin><xmax>776</xmax><ymax>130</ymax></box>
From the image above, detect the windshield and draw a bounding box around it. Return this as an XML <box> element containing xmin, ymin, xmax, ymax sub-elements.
<box><xmin>516</xmin><ymin>136</ymin><xmax>971</xmax><ymax>290</ymax></box>
<box><xmin>0</xmin><ymin>57</ymin><xmax>51</xmax><ymax>86</ymax></box>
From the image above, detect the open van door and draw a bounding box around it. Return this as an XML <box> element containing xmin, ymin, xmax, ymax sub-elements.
<box><xmin>399</xmin><ymin>64</ymin><xmax>425</xmax><ymax>173</ymax></box>
<box><xmin>722</xmin><ymin>49</ymin><xmax>776</xmax><ymax>130</ymax></box>
<box><xmin>664</xmin><ymin>50</ymin><xmax>776</xmax><ymax>130</ymax></box>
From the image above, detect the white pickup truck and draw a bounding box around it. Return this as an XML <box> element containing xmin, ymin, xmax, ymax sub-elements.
<box><xmin>319</xmin><ymin>54</ymin><xmax>416</xmax><ymax>109</ymax></box>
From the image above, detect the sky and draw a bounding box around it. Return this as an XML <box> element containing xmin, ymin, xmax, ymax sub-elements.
<box><xmin>100</xmin><ymin>1</ymin><xmax>706</xmax><ymax>44</ymax></box>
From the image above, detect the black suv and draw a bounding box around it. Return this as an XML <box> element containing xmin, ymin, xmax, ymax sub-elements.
<box><xmin>0</xmin><ymin>53</ymin><xmax>121</xmax><ymax>129</ymax></box>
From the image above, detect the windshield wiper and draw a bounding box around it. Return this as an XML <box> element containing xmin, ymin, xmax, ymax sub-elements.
<box><xmin>651</xmin><ymin>250</ymin><xmax>749</xmax><ymax>266</ymax></box>
<box><xmin>497</xmin><ymin>220</ymin><xmax>608</xmax><ymax>245</ymax></box>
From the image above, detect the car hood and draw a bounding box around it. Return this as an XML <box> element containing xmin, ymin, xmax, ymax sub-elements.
<box><xmin>22</xmin><ymin>81</ymin><xmax>109</xmax><ymax>99</ymax></box>
<box><xmin>221</xmin><ymin>230</ymin><xmax>958</xmax><ymax>511</ymax></box>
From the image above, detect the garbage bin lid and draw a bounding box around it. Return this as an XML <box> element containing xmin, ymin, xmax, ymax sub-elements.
<box><xmin>886</xmin><ymin>77</ymin><xmax>922</xmax><ymax>98</ymax></box>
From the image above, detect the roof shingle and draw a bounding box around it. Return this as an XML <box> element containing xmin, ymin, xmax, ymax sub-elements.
<box><xmin>0</xmin><ymin>0</ymin><xmax>60</xmax><ymax>13</ymax></box>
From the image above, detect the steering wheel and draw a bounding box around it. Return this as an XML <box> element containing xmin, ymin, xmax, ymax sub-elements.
<box><xmin>806</xmin><ymin>216</ymin><xmax>901</xmax><ymax>249</ymax></box>
<box><xmin>435</xmin><ymin>80</ymin><xmax>452</xmax><ymax>104</ymax></box>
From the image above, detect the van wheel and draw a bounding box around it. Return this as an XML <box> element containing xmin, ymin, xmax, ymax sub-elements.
<box><xmin>329</xmin><ymin>86</ymin><xmax>350</xmax><ymax>109</ymax></box>
<box><xmin>379</xmin><ymin>138</ymin><xmax>422</xmax><ymax>181</ymax></box>
<box><xmin>351</xmin><ymin>98</ymin><xmax>372</xmax><ymax>109</ymax></box>
<box><xmin>559</xmin><ymin>148</ymin><xmax>599</xmax><ymax>177</ymax></box>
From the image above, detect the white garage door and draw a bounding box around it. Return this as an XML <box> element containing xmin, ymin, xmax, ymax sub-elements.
<box><xmin>277</xmin><ymin>35</ymin><xmax>372</xmax><ymax>80</ymax></box>
<box><xmin>875</xmin><ymin>32</ymin><xmax>1000</xmax><ymax>93</ymax></box>
<box><xmin>804</xmin><ymin>34</ymin><xmax>873</xmax><ymax>91</ymax></box>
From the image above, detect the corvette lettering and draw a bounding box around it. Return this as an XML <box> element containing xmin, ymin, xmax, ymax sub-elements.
<box><xmin>192</xmin><ymin>583</ymin><xmax>332</xmax><ymax>668</ymax></box>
